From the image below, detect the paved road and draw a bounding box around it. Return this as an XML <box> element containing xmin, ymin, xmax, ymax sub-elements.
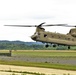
<box><xmin>0</xmin><ymin>64</ymin><xmax>76</xmax><ymax>75</ymax></box>
<box><xmin>0</xmin><ymin>56</ymin><xmax>76</xmax><ymax>65</ymax></box>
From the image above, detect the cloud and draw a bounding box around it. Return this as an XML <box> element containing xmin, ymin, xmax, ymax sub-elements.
<box><xmin>28</xmin><ymin>14</ymin><xmax>55</xmax><ymax>20</ymax></box>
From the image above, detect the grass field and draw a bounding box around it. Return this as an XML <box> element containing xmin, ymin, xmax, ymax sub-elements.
<box><xmin>12</xmin><ymin>50</ymin><xmax>76</xmax><ymax>57</ymax></box>
<box><xmin>0</xmin><ymin>60</ymin><xmax>76</xmax><ymax>71</ymax></box>
<box><xmin>2</xmin><ymin>49</ymin><xmax>76</xmax><ymax>58</ymax></box>
<box><xmin>0</xmin><ymin>50</ymin><xmax>76</xmax><ymax>70</ymax></box>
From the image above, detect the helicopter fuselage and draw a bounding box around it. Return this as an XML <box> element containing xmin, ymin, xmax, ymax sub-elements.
<box><xmin>31</xmin><ymin>27</ymin><xmax>76</xmax><ymax>46</ymax></box>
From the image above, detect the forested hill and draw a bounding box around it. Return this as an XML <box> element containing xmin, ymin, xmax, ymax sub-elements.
<box><xmin>0</xmin><ymin>40</ymin><xmax>75</xmax><ymax>50</ymax></box>
<box><xmin>0</xmin><ymin>40</ymin><xmax>43</xmax><ymax>45</ymax></box>
<box><xmin>0</xmin><ymin>40</ymin><xmax>44</xmax><ymax>50</ymax></box>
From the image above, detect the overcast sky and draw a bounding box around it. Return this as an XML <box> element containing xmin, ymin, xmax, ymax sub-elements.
<box><xmin>0</xmin><ymin>0</ymin><xmax>76</xmax><ymax>42</ymax></box>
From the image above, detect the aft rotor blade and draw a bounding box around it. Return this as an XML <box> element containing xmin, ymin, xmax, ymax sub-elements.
<box><xmin>4</xmin><ymin>25</ymin><xmax>37</xmax><ymax>27</ymax></box>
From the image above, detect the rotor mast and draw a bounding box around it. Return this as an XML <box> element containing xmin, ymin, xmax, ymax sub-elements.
<box><xmin>36</xmin><ymin>22</ymin><xmax>45</xmax><ymax>33</ymax></box>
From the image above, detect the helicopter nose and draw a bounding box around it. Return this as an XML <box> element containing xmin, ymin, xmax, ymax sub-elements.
<box><xmin>31</xmin><ymin>35</ymin><xmax>37</xmax><ymax>40</ymax></box>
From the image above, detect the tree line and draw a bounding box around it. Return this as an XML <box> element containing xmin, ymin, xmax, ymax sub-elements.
<box><xmin>0</xmin><ymin>40</ymin><xmax>76</xmax><ymax>50</ymax></box>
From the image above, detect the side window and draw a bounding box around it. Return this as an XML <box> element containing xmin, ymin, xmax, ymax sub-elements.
<box><xmin>44</xmin><ymin>34</ymin><xmax>47</xmax><ymax>37</ymax></box>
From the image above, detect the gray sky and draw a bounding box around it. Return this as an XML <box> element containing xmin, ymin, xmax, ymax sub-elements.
<box><xmin>0</xmin><ymin>0</ymin><xmax>76</xmax><ymax>42</ymax></box>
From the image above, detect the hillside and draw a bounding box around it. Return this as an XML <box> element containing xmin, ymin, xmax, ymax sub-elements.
<box><xmin>0</xmin><ymin>40</ymin><xmax>75</xmax><ymax>50</ymax></box>
<box><xmin>0</xmin><ymin>40</ymin><xmax>44</xmax><ymax>50</ymax></box>
<box><xmin>0</xmin><ymin>40</ymin><xmax>43</xmax><ymax>45</ymax></box>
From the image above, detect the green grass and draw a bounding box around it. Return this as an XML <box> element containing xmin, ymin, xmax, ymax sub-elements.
<box><xmin>1</xmin><ymin>50</ymin><xmax>76</xmax><ymax>57</ymax></box>
<box><xmin>0</xmin><ymin>60</ymin><xmax>76</xmax><ymax>71</ymax></box>
<box><xmin>12</xmin><ymin>50</ymin><xmax>76</xmax><ymax>57</ymax></box>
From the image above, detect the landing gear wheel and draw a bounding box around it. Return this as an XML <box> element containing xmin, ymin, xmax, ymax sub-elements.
<box><xmin>45</xmin><ymin>44</ymin><xmax>49</xmax><ymax>48</ymax></box>
<box><xmin>53</xmin><ymin>45</ymin><xmax>56</xmax><ymax>47</ymax></box>
<box><xmin>68</xmin><ymin>46</ymin><xmax>70</xmax><ymax>49</ymax></box>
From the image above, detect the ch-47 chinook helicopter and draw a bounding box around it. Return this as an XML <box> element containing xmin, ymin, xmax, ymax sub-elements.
<box><xmin>4</xmin><ymin>22</ymin><xmax>76</xmax><ymax>49</ymax></box>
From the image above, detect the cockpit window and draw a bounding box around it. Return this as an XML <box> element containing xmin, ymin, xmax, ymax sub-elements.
<box><xmin>35</xmin><ymin>32</ymin><xmax>38</xmax><ymax>35</ymax></box>
<box><xmin>34</xmin><ymin>32</ymin><xmax>40</xmax><ymax>35</ymax></box>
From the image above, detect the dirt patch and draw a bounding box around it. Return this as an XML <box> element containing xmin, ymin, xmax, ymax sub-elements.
<box><xmin>0</xmin><ymin>64</ymin><xmax>76</xmax><ymax>75</ymax></box>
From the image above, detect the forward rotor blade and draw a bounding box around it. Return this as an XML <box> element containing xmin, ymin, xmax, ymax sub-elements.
<box><xmin>43</xmin><ymin>24</ymin><xmax>67</xmax><ymax>26</ymax></box>
<box><xmin>4</xmin><ymin>25</ymin><xmax>37</xmax><ymax>27</ymax></box>
<box><xmin>43</xmin><ymin>24</ymin><xmax>76</xmax><ymax>27</ymax></box>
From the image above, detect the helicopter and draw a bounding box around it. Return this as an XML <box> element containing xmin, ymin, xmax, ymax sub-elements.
<box><xmin>4</xmin><ymin>22</ymin><xmax>76</xmax><ymax>49</ymax></box>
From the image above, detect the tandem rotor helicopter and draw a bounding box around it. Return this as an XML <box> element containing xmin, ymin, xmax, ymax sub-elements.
<box><xmin>4</xmin><ymin>22</ymin><xmax>76</xmax><ymax>49</ymax></box>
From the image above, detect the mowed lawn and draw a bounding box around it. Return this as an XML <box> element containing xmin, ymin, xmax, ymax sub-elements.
<box><xmin>12</xmin><ymin>50</ymin><xmax>76</xmax><ymax>57</ymax></box>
